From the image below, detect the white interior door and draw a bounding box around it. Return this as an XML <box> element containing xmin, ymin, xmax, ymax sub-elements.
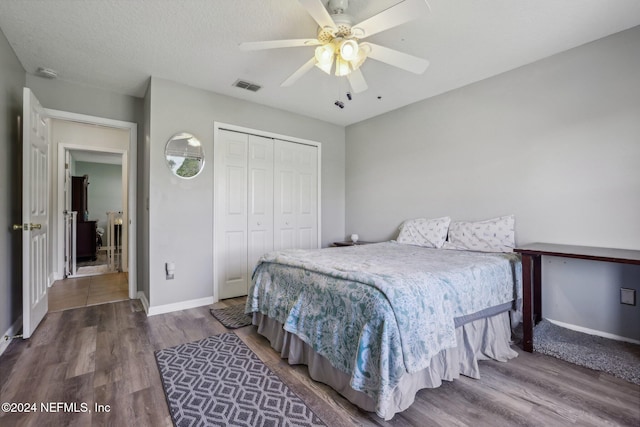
<box><xmin>295</xmin><ymin>143</ymin><xmax>318</xmax><ymax>249</ymax></box>
<box><xmin>274</xmin><ymin>141</ymin><xmax>297</xmax><ymax>250</ymax></box>
<box><xmin>22</xmin><ymin>88</ymin><xmax>50</xmax><ymax>338</ymax></box>
<box><xmin>247</xmin><ymin>135</ymin><xmax>274</xmax><ymax>277</ymax></box>
<box><xmin>215</xmin><ymin>130</ymin><xmax>249</xmax><ymax>299</ymax></box>
<box><xmin>214</xmin><ymin>125</ymin><xmax>320</xmax><ymax>301</ymax></box>
<box><xmin>274</xmin><ymin>140</ymin><xmax>318</xmax><ymax>250</ymax></box>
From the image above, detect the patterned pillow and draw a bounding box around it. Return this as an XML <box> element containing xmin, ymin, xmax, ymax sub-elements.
<box><xmin>396</xmin><ymin>216</ymin><xmax>451</xmax><ymax>248</ymax></box>
<box><xmin>445</xmin><ymin>215</ymin><xmax>515</xmax><ymax>253</ymax></box>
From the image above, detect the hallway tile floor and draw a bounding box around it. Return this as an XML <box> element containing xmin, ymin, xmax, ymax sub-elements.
<box><xmin>48</xmin><ymin>272</ymin><xmax>129</xmax><ymax>312</ymax></box>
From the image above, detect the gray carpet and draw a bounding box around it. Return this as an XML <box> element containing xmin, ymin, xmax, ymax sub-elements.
<box><xmin>533</xmin><ymin>319</ymin><xmax>640</xmax><ymax>385</ymax></box>
<box><xmin>155</xmin><ymin>333</ymin><xmax>326</xmax><ymax>427</ymax></box>
<box><xmin>210</xmin><ymin>305</ymin><xmax>252</xmax><ymax>329</ymax></box>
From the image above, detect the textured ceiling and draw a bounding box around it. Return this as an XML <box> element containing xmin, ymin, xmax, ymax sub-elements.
<box><xmin>1</xmin><ymin>0</ymin><xmax>639</xmax><ymax>126</ymax></box>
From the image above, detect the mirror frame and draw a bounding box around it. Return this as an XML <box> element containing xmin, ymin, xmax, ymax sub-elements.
<box><xmin>164</xmin><ymin>132</ymin><xmax>205</xmax><ymax>179</ymax></box>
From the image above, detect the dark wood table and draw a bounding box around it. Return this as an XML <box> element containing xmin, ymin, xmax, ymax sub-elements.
<box><xmin>514</xmin><ymin>243</ymin><xmax>640</xmax><ymax>352</ymax></box>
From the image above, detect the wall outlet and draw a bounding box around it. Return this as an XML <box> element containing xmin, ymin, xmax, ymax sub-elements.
<box><xmin>620</xmin><ymin>288</ymin><xmax>636</xmax><ymax>306</ymax></box>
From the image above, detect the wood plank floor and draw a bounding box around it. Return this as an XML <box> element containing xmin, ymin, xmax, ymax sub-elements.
<box><xmin>1</xmin><ymin>297</ymin><xmax>638</xmax><ymax>427</ymax></box>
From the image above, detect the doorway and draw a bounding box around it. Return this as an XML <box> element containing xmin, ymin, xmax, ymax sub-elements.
<box><xmin>47</xmin><ymin>109</ymin><xmax>137</xmax><ymax>301</ymax></box>
<box><xmin>64</xmin><ymin>150</ymin><xmax>124</xmax><ymax>278</ymax></box>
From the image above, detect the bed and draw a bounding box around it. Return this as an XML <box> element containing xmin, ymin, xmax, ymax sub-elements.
<box><xmin>245</xmin><ymin>240</ymin><xmax>522</xmax><ymax>420</ymax></box>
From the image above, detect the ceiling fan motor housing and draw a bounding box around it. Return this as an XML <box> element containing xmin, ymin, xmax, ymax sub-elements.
<box><xmin>318</xmin><ymin>12</ymin><xmax>354</xmax><ymax>42</ymax></box>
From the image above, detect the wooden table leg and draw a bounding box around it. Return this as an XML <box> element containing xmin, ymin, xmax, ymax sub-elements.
<box><xmin>522</xmin><ymin>254</ymin><xmax>533</xmax><ymax>352</ymax></box>
<box><xmin>533</xmin><ymin>254</ymin><xmax>542</xmax><ymax>324</ymax></box>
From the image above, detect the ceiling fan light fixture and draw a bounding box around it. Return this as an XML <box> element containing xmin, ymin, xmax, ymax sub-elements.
<box><xmin>334</xmin><ymin>56</ymin><xmax>351</xmax><ymax>77</ymax></box>
<box><xmin>350</xmin><ymin>43</ymin><xmax>370</xmax><ymax>70</ymax></box>
<box><xmin>314</xmin><ymin>44</ymin><xmax>335</xmax><ymax>74</ymax></box>
<box><xmin>339</xmin><ymin>39</ymin><xmax>359</xmax><ymax>61</ymax></box>
<box><xmin>315</xmin><ymin>58</ymin><xmax>334</xmax><ymax>74</ymax></box>
<box><xmin>242</xmin><ymin>0</ymin><xmax>430</xmax><ymax>91</ymax></box>
<box><xmin>315</xmin><ymin>44</ymin><xmax>334</xmax><ymax>64</ymax></box>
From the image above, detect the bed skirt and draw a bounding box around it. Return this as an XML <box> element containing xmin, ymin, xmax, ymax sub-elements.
<box><xmin>253</xmin><ymin>311</ymin><xmax>518</xmax><ymax>420</ymax></box>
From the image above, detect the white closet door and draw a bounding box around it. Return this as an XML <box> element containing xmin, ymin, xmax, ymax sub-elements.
<box><xmin>274</xmin><ymin>140</ymin><xmax>318</xmax><ymax>250</ymax></box>
<box><xmin>296</xmin><ymin>143</ymin><xmax>318</xmax><ymax>249</ymax></box>
<box><xmin>247</xmin><ymin>135</ymin><xmax>274</xmax><ymax>276</ymax></box>
<box><xmin>215</xmin><ymin>130</ymin><xmax>249</xmax><ymax>299</ymax></box>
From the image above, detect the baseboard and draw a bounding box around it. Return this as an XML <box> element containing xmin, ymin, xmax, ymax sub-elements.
<box><xmin>146</xmin><ymin>296</ymin><xmax>214</xmax><ymax>316</ymax></box>
<box><xmin>137</xmin><ymin>291</ymin><xmax>150</xmax><ymax>314</ymax></box>
<box><xmin>51</xmin><ymin>271</ymin><xmax>64</xmax><ymax>284</ymax></box>
<box><xmin>0</xmin><ymin>315</ymin><xmax>23</xmax><ymax>356</ymax></box>
<box><xmin>546</xmin><ymin>318</ymin><xmax>640</xmax><ymax>345</ymax></box>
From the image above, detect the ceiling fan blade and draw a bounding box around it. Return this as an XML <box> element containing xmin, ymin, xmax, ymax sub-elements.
<box><xmin>299</xmin><ymin>0</ymin><xmax>337</xmax><ymax>31</ymax></box>
<box><xmin>347</xmin><ymin>68</ymin><xmax>368</xmax><ymax>93</ymax></box>
<box><xmin>239</xmin><ymin>39</ymin><xmax>320</xmax><ymax>51</ymax></box>
<box><xmin>281</xmin><ymin>57</ymin><xmax>317</xmax><ymax>87</ymax></box>
<box><xmin>364</xmin><ymin>42</ymin><xmax>429</xmax><ymax>74</ymax></box>
<box><xmin>351</xmin><ymin>0</ymin><xmax>430</xmax><ymax>39</ymax></box>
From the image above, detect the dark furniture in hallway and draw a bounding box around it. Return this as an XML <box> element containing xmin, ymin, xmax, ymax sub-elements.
<box><xmin>72</xmin><ymin>175</ymin><xmax>97</xmax><ymax>261</ymax></box>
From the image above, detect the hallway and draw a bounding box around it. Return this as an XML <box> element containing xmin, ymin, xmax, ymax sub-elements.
<box><xmin>48</xmin><ymin>272</ymin><xmax>128</xmax><ymax>312</ymax></box>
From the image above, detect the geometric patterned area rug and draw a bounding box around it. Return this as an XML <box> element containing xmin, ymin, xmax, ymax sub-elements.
<box><xmin>210</xmin><ymin>304</ymin><xmax>252</xmax><ymax>329</ymax></box>
<box><xmin>155</xmin><ymin>333</ymin><xmax>326</xmax><ymax>426</ymax></box>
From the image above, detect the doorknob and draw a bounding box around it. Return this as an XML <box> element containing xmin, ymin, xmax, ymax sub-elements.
<box><xmin>13</xmin><ymin>223</ymin><xmax>41</xmax><ymax>231</ymax></box>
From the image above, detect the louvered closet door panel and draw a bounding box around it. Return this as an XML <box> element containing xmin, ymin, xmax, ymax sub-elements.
<box><xmin>274</xmin><ymin>140</ymin><xmax>318</xmax><ymax>251</ymax></box>
<box><xmin>215</xmin><ymin>130</ymin><xmax>249</xmax><ymax>299</ymax></box>
<box><xmin>247</xmin><ymin>135</ymin><xmax>274</xmax><ymax>275</ymax></box>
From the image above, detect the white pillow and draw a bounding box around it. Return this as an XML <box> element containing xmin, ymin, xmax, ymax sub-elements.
<box><xmin>396</xmin><ymin>216</ymin><xmax>451</xmax><ymax>248</ymax></box>
<box><xmin>445</xmin><ymin>215</ymin><xmax>515</xmax><ymax>253</ymax></box>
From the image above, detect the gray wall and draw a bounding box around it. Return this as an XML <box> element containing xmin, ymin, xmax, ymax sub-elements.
<box><xmin>346</xmin><ymin>26</ymin><xmax>640</xmax><ymax>340</ymax></box>
<box><xmin>26</xmin><ymin>75</ymin><xmax>143</xmax><ymax>124</ymax></box>
<box><xmin>147</xmin><ymin>77</ymin><xmax>345</xmax><ymax>308</ymax></box>
<box><xmin>75</xmin><ymin>161</ymin><xmax>123</xmax><ymax>230</ymax></box>
<box><xmin>0</xmin><ymin>27</ymin><xmax>25</xmax><ymax>340</ymax></box>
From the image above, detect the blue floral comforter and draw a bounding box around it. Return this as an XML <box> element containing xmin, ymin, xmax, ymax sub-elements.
<box><xmin>246</xmin><ymin>241</ymin><xmax>521</xmax><ymax>405</ymax></box>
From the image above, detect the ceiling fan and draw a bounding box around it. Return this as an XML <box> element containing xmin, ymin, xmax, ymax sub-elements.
<box><xmin>239</xmin><ymin>0</ymin><xmax>431</xmax><ymax>93</ymax></box>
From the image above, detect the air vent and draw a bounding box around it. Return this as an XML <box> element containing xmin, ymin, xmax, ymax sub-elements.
<box><xmin>233</xmin><ymin>79</ymin><xmax>261</xmax><ymax>92</ymax></box>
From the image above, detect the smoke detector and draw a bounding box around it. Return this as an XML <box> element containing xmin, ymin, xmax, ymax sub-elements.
<box><xmin>36</xmin><ymin>67</ymin><xmax>58</xmax><ymax>79</ymax></box>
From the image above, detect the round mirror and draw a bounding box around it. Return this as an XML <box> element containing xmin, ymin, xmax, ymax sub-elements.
<box><xmin>165</xmin><ymin>132</ymin><xmax>205</xmax><ymax>179</ymax></box>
